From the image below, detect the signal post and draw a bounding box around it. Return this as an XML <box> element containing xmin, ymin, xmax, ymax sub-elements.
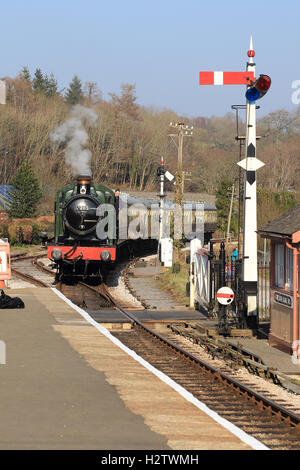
<box><xmin>199</xmin><ymin>37</ymin><xmax>271</xmax><ymax>328</ymax></box>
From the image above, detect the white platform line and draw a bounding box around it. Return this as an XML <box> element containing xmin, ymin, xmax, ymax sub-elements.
<box><xmin>51</xmin><ymin>287</ymin><xmax>269</xmax><ymax>451</ymax></box>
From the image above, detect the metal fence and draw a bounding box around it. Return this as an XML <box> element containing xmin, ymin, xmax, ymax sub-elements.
<box><xmin>193</xmin><ymin>240</ymin><xmax>271</xmax><ymax>322</ymax></box>
<box><xmin>225</xmin><ymin>259</ymin><xmax>270</xmax><ymax>320</ymax></box>
<box><xmin>209</xmin><ymin>256</ymin><xmax>270</xmax><ymax>321</ymax></box>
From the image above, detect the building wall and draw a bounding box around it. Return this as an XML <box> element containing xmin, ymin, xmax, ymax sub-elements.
<box><xmin>269</xmin><ymin>240</ymin><xmax>295</xmax><ymax>354</ymax></box>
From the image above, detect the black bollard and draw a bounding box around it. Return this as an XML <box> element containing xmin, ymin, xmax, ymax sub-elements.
<box><xmin>217</xmin><ymin>241</ymin><xmax>230</xmax><ymax>335</ymax></box>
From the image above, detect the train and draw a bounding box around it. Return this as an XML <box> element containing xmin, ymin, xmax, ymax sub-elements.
<box><xmin>47</xmin><ymin>175</ymin><xmax>217</xmax><ymax>280</ymax></box>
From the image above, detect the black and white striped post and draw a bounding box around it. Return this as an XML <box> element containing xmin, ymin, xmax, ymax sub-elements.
<box><xmin>237</xmin><ymin>37</ymin><xmax>270</xmax><ymax>327</ymax></box>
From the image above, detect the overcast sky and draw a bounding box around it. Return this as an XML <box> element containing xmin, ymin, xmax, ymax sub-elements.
<box><xmin>1</xmin><ymin>0</ymin><xmax>299</xmax><ymax>117</ymax></box>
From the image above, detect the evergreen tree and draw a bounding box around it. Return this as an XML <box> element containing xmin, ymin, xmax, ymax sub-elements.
<box><xmin>19</xmin><ymin>66</ymin><xmax>31</xmax><ymax>84</ymax></box>
<box><xmin>8</xmin><ymin>161</ymin><xmax>43</xmax><ymax>218</ymax></box>
<box><xmin>44</xmin><ymin>72</ymin><xmax>58</xmax><ymax>97</ymax></box>
<box><xmin>32</xmin><ymin>68</ymin><xmax>46</xmax><ymax>93</ymax></box>
<box><xmin>65</xmin><ymin>75</ymin><xmax>83</xmax><ymax>105</ymax></box>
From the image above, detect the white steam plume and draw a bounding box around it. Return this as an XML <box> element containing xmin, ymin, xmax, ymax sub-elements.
<box><xmin>51</xmin><ymin>105</ymin><xmax>98</xmax><ymax>176</ymax></box>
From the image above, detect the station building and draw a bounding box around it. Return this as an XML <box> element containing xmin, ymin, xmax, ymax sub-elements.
<box><xmin>259</xmin><ymin>205</ymin><xmax>300</xmax><ymax>357</ymax></box>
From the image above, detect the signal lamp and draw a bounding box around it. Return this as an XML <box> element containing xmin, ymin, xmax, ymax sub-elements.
<box><xmin>157</xmin><ymin>166</ymin><xmax>165</xmax><ymax>177</ymax></box>
<box><xmin>246</xmin><ymin>74</ymin><xmax>271</xmax><ymax>102</ymax></box>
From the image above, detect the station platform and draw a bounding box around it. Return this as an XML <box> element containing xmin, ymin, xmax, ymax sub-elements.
<box><xmin>226</xmin><ymin>337</ymin><xmax>300</xmax><ymax>392</ymax></box>
<box><xmin>0</xmin><ymin>287</ymin><xmax>254</xmax><ymax>450</ymax></box>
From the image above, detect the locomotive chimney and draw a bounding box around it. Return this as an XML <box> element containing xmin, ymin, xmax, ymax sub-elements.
<box><xmin>77</xmin><ymin>175</ymin><xmax>92</xmax><ymax>195</ymax></box>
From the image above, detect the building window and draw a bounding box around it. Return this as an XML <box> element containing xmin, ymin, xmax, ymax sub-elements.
<box><xmin>286</xmin><ymin>247</ymin><xmax>294</xmax><ymax>291</ymax></box>
<box><xmin>275</xmin><ymin>244</ymin><xmax>284</xmax><ymax>288</ymax></box>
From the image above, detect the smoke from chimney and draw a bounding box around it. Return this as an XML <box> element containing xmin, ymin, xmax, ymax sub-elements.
<box><xmin>51</xmin><ymin>105</ymin><xmax>98</xmax><ymax>176</ymax></box>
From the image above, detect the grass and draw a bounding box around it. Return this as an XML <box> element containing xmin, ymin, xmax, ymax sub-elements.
<box><xmin>11</xmin><ymin>244</ymin><xmax>45</xmax><ymax>255</ymax></box>
<box><xmin>157</xmin><ymin>257</ymin><xmax>190</xmax><ymax>305</ymax></box>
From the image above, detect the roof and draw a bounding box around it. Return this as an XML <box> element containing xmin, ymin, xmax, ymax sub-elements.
<box><xmin>120</xmin><ymin>192</ymin><xmax>216</xmax><ymax>211</ymax></box>
<box><xmin>125</xmin><ymin>190</ymin><xmax>216</xmax><ymax>206</ymax></box>
<box><xmin>258</xmin><ymin>204</ymin><xmax>300</xmax><ymax>237</ymax></box>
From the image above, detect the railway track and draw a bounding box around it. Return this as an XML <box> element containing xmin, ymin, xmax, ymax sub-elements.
<box><xmin>56</xmin><ymin>275</ymin><xmax>300</xmax><ymax>449</ymax></box>
<box><xmin>11</xmin><ymin>252</ymin><xmax>300</xmax><ymax>449</ymax></box>
<box><xmin>11</xmin><ymin>253</ymin><xmax>53</xmax><ymax>287</ymax></box>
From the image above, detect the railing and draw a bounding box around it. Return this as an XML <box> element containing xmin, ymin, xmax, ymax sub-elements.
<box><xmin>212</xmin><ymin>258</ymin><xmax>270</xmax><ymax>321</ymax></box>
<box><xmin>193</xmin><ymin>242</ymin><xmax>270</xmax><ymax>322</ymax></box>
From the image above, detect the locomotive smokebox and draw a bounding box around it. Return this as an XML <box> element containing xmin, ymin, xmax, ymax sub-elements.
<box><xmin>76</xmin><ymin>175</ymin><xmax>92</xmax><ymax>195</ymax></box>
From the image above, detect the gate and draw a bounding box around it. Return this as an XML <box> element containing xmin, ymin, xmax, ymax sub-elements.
<box><xmin>191</xmin><ymin>240</ymin><xmax>270</xmax><ymax>321</ymax></box>
<box><xmin>194</xmin><ymin>246</ymin><xmax>210</xmax><ymax>309</ymax></box>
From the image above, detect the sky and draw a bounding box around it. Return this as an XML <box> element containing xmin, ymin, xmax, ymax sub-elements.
<box><xmin>1</xmin><ymin>0</ymin><xmax>300</xmax><ymax>118</ymax></box>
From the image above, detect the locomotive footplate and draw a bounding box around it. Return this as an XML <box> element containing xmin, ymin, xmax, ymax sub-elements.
<box><xmin>47</xmin><ymin>245</ymin><xmax>116</xmax><ymax>261</ymax></box>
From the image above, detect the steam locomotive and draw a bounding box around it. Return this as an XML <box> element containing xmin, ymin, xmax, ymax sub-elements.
<box><xmin>47</xmin><ymin>175</ymin><xmax>217</xmax><ymax>280</ymax></box>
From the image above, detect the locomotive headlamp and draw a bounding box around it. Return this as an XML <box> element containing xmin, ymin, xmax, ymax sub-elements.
<box><xmin>51</xmin><ymin>248</ymin><xmax>63</xmax><ymax>261</ymax></box>
<box><xmin>100</xmin><ymin>250</ymin><xmax>111</xmax><ymax>262</ymax></box>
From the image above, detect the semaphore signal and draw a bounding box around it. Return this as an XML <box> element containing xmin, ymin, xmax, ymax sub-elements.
<box><xmin>198</xmin><ymin>35</ymin><xmax>271</xmax><ymax>328</ymax></box>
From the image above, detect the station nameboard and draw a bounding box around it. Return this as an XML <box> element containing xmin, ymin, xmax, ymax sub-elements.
<box><xmin>274</xmin><ymin>291</ymin><xmax>293</xmax><ymax>309</ymax></box>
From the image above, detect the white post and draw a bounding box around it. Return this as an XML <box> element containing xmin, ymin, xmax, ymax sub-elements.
<box><xmin>159</xmin><ymin>159</ymin><xmax>165</xmax><ymax>243</ymax></box>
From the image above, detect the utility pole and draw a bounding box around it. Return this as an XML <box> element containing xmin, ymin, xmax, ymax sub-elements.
<box><xmin>182</xmin><ymin>170</ymin><xmax>192</xmax><ymax>193</ymax></box>
<box><xmin>168</xmin><ymin>122</ymin><xmax>193</xmax><ymax>207</ymax></box>
<box><xmin>168</xmin><ymin>122</ymin><xmax>193</xmax><ymax>260</ymax></box>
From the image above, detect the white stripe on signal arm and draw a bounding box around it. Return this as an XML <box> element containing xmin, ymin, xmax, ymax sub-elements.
<box><xmin>214</xmin><ymin>71</ymin><xmax>223</xmax><ymax>85</ymax></box>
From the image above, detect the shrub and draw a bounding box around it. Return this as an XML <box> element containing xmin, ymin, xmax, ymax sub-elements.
<box><xmin>22</xmin><ymin>225</ymin><xmax>33</xmax><ymax>243</ymax></box>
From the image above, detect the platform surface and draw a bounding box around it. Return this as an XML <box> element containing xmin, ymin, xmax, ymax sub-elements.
<box><xmin>0</xmin><ymin>288</ymin><xmax>253</xmax><ymax>450</ymax></box>
<box><xmin>0</xmin><ymin>289</ymin><xmax>168</xmax><ymax>450</ymax></box>
<box><xmin>227</xmin><ymin>337</ymin><xmax>300</xmax><ymax>375</ymax></box>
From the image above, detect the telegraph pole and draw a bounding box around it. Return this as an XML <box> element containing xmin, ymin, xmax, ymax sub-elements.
<box><xmin>168</xmin><ymin>122</ymin><xmax>193</xmax><ymax>207</ymax></box>
<box><xmin>168</xmin><ymin>122</ymin><xmax>193</xmax><ymax>260</ymax></box>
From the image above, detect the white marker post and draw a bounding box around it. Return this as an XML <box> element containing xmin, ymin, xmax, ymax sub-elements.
<box><xmin>157</xmin><ymin>158</ymin><xmax>173</xmax><ymax>267</ymax></box>
<box><xmin>159</xmin><ymin>157</ymin><xmax>165</xmax><ymax>243</ymax></box>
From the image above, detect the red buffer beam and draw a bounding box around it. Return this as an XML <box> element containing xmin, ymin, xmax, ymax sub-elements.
<box><xmin>199</xmin><ymin>71</ymin><xmax>255</xmax><ymax>85</ymax></box>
